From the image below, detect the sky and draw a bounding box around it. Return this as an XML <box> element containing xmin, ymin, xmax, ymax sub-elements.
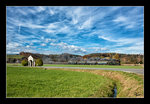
<box><xmin>6</xmin><ymin>6</ymin><xmax>144</xmax><ymax>55</ymax></box>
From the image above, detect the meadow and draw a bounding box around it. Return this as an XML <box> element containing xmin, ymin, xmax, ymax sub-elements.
<box><xmin>43</xmin><ymin>64</ymin><xmax>143</xmax><ymax>69</ymax></box>
<box><xmin>7</xmin><ymin>66</ymin><xmax>115</xmax><ymax>97</ymax></box>
<box><xmin>6</xmin><ymin>65</ymin><xmax>144</xmax><ymax>98</ymax></box>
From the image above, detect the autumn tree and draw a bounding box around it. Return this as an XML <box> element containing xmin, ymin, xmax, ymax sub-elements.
<box><xmin>108</xmin><ymin>53</ymin><xmax>112</xmax><ymax>59</ymax></box>
<box><xmin>113</xmin><ymin>53</ymin><xmax>120</xmax><ymax>60</ymax></box>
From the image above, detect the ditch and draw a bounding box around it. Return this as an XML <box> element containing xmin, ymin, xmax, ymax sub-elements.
<box><xmin>113</xmin><ymin>85</ymin><xmax>117</xmax><ymax>98</ymax></box>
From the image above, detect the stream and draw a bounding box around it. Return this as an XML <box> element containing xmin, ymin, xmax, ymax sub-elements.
<box><xmin>113</xmin><ymin>85</ymin><xmax>117</xmax><ymax>98</ymax></box>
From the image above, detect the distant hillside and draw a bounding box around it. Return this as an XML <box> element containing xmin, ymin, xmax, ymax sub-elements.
<box><xmin>6</xmin><ymin>52</ymin><xmax>144</xmax><ymax>64</ymax></box>
<box><xmin>82</xmin><ymin>53</ymin><xmax>144</xmax><ymax>64</ymax></box>
<box><xmin>7</xmin><ymin>55</ymin><xmax>24</xmax><ymax>59</ymax></box>
<box><xmin>7</xmin><ymin>52</ymin><xmax>81</xmax><ymax>63</ymax></box>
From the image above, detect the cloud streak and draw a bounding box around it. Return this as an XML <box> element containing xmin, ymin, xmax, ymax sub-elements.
<box><xmin>50</xmin><ymin>42</ymin><xmax>87</xmax><ymax>54</ymax></box>
<box><xmin>6</xmin><ymin>6</ymin><xmax>144</xmax><ymax>55</ymax></box>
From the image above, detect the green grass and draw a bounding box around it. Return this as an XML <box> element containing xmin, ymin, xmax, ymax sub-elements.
<box><xmin>53</xmin><ymin>68</ymin><xmax>144</xmax><ymax>97</ymax></box>
<box><xmin>43</xmin><ymin>64</ymin><xmax>143</xmax><ymax>69</ymax></box>
<box><xmin>7</xmin><ymin>63</ymin><xmax>143</xmax><ymax>69</ymax></box>
<box><xmin>7</xmin><ymin>66</ymin><xmax>115</xmax><ymax>97</ymax></box>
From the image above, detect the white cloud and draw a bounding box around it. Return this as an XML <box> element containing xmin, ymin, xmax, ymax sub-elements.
<box><xmin>45</xmin><ymin>38</ymin><xmax>57</xmax><ymax>43</ymax></box>
<box><xmin>98</xmin><ymin>35</ymin><xmax>114</xmax><ymax>42</ymax></box>
<box><xmin>41</xmin><ymin>36</ymin><xmax>44</xmax><ymax>40</ymax></box>
<box><xmin>7</xmin><ymin>51</ymin><xmax>19</xmax><ymax>54</ymax></box>
<box><xmin>50</xmin><ymin>42</ymin><xmax>87</xmax><ymax>54</ymax></box>
<box><xmin>7</xmin><ymin>17</ymin><xmax>45</xmax><ymax>29</ymax></box>
<box><xmin>28</xmin><ymin>8</ymin><xmax>37</xmax><ymax>14</ymax></box>
<box><xmin>113</xmin><ymin>16</ymin><xmax>134</xmax><ymax>29</ymax></box>
<box><xmin>6</xmin><ymin>41</ymin><xmax>37</xmax><ymax>54</ymax></box>
<box><xmin>110</xmin><ymin>44</ymin><xmax>144</xmax><ymax>54</ymax></box>
<box><xmin>113</xmin><ymin>13</ymin><xmax>143</xmax><ymax>29</ymax></box>
<box><xmin>50</xmin><ymin>9</ymin><xmax>55</xmax><ymax>15</ymax></box>
<box><xmin>6</xmin><ymin>42</ymin><xmax>21</xmax><ymax>49</ymax></box>
<box><xmin>98</xmin><ymin>34</ymin><xmax>143</xmax><ymax>47</ymax></box>
<box><xmin>42</xmin><ymin>22</ymin><xmax>60</xmax><ymax>33</ymax></box>
<box><xmin>65</xmin><ymin>7</ymin><xmax>93</xmax><ymax>26</ymax></box>
<box><xmin>26</xmin><ymin>45</ymin><xmax>30</xmax><ymax>48</ymax></box>
<box><xmin>43</xmin><ymin>22</ymin><xmax>73</xmax><ymax>35</ymax></box>
<box><xmin>89</xmin><ymin>47</ymin><xmax>109</xmax><ymax>52</ymax></box>
<box><xmin>47</xmin><ymin>23</ymin><xmax>58</xmax><ymax>29</ymax></box>
<box><xmin>41</xmin><ymin>43</ymin><xmax>46</xmax><ymax>46</ymax></box>
<box><xmin>37</xmin><ymin>6</ymin><xmax>45</xmax><ymax>12</ymax></box>
<box><xmin>58</xmin><ymin>26</ymin><xmax>72</xmax><ymax>34</ymax></box>
<box><xmin>79</xmin><ymin>17</ymin><xmax>93</xmax><ymax>29</ymax></box>
<box><xmin>43</xmin><ymin>29</ymin><xmax>55</xmax><ymax>33</ymax></box>
<box><xmin>69</xmin><ymin>8</ymin><xmax>83</xmax><ymax>25</ymax></box>
<box><xmin>17</xmin><ymin>9</ymin><xmax>28</xmax><ymax>15</ymax></box>
<box><xmin>113</xmin><ymin>16</ymin><xmax>127</xmax><ymax>22</ymax></box>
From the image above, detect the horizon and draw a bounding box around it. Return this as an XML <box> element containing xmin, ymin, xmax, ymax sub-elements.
<box><xmin>6</xmin><ymin>6</ymin><xmax>144</xmax><ymax>55</ymax></box>
<box><xmin>6</xmin><ymin>52</ymin><xmax>144</xmax><ymax>56</ymax></box>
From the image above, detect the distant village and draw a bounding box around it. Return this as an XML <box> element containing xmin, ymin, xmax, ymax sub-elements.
<box><xmin>43</xmin><ymin>55</ymin><xmax>120</xmax><ymax>65</ymax></box>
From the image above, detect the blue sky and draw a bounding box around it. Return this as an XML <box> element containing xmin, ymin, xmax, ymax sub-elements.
<box><xmin>6</xmin><ymin>6</ymin><xmax>144</xmax><ymax>55</ymax></box>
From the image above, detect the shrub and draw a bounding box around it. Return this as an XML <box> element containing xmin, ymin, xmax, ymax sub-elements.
<box><xmin>21</xmin><ymin>60</ymin><xmax>28</xmax><ymax>66</ymax></box>
<box><xmin>35</xmin><ymin>59</ymin><xmax>43</xmax><ymax>66</ymax></box>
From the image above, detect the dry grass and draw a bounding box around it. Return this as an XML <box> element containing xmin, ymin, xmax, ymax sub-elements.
<box><xmin>46</xmin><ymin>68</ymin><xmax>144</xmax><ymax>98</ymax></box>
<box><xmin>122</xmin><ymin>64</ymin><xmax>144</xmax><ymax>67</ymax></box>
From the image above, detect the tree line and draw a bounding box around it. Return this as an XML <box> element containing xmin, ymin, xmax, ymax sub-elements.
<box><xmin>7</xmin><ymin>52</ymin><xmax>144</xmax><ymax>64</ymax></box>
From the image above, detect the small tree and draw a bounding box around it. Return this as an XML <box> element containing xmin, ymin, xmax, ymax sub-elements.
<box><xmin>35</xmin><ymin>59</ymin><xmax>43</xmax><ymax>66</ymax></box>
<box><xmin>21</xmin><ymin>59</ymin><xmax>28</xmax><ymax>66</ymax></box>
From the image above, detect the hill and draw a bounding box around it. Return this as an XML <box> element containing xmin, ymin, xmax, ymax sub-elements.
<box><xmin>83</xmin><ymin>53</ymin><xmax>144</xmax><ymax>64</ymax></box>
<box><xmin>6</xmin><ymin>52</ymin><xmax>144</xmax><ymax>64</ymax></box>
<box><xmin>7</xmin><ymin>52</ymin><xmax>81</xmax><ymax>63</ymax></box>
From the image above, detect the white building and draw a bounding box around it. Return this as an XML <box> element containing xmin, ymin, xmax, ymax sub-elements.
<box><xmin>28</xmin><ymin>55</ymin><xmax>35</xmax><ymax>67</ymax></box>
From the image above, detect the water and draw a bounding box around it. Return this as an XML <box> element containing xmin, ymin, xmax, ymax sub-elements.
<box><xmin>113</xmin><ymin>85</ymin><xmax>117</xmax><ymax>98</ymax></box>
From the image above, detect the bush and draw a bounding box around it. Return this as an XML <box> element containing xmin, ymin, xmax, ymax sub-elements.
<box><xmin>21</xmin><ymin>60</ymin><xmax>28</xmax><ymax>66</ymax></box>
<box><xmin>35</xmin><ymin>59</ymin><xmax>43</xmax><ymax>66</ymax></box>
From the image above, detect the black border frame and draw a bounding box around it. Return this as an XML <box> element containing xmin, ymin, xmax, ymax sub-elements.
<box><xmin>0</xmin><ymin>0</ymin><xmax>147</xmax><ymax>104</ymax></box>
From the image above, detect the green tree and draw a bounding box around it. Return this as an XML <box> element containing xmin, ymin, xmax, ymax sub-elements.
<box><xmin>21</xmin><ymin>59</ymin><xmax>28</xmax><ymax>66</ymax></box>
<box><xmin>35</xmin><ymin>59</ymin><xmax>43</xmax><ymax>66</ymax></box>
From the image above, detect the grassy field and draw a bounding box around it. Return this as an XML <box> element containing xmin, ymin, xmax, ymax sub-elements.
<box><xmin>7</xmin><ymin>66</ymin><xmax>115</xmax><ymax>97</ymax></box>
<box><xmin>7</xmin><ymin>63</ymin><xmax>143</xmax><ymax>69</ymax></box>
<box><xmin>43</xmin><ymin>64</ymin><xmax>143</xmax><ymax>69</ymax></box>
<box><xmin>55</xmin><ymin>68</ymin><xmax>144</xmax><ymax>97</ymax></box>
